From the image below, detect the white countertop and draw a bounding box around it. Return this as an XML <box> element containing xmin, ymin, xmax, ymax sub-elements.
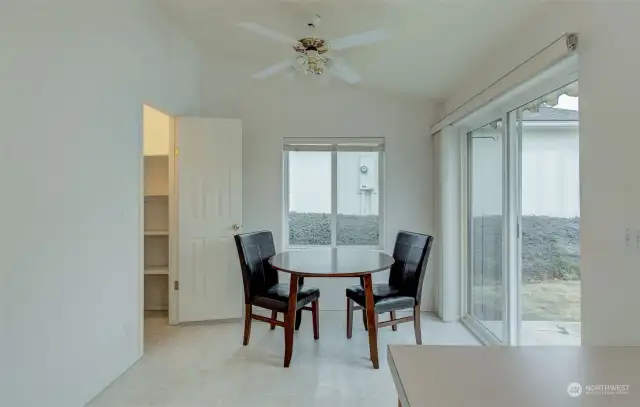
<box><xmin>388</xmin><ymin>345</ymin><xmax>640</xmax><ymax>407</ymax></box>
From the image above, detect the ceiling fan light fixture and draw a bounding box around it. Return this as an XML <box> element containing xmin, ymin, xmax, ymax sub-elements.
<box><xmin>239</xmin><ymin>15</ymin><xmax>387</xmax><ymax>84</ymax></box>
<box><xmin>295</xmin><ymin>53</ymin><xmax>308</xmax><ymax>67</ymax></box>
<box><xmin>325</xmin><ymin>58</ymin><xmax>334</xmax><ymax>69</ymax></box>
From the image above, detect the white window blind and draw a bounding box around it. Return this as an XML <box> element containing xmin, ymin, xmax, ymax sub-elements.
<box><xmin>283</xmin><ymin>137</ymin><xmax>385</xmax><ymax>152</ymax></box>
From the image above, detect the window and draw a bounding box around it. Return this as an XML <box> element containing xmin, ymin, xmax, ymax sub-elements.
<box><xmin>284</xmin><ymin>138</ymin><xmax>384</xmax><ymax>248</ymax></box>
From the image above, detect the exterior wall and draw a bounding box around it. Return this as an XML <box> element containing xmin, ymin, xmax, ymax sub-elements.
<box><xmin>522</xmin><ymin>125</ymin><xmax>579</xmax><ymax>218</ymax></box>
<box><xmin>471</xmin><ymin>124</ymin><xmax>579</xmax><ymax>218</ymax></box>
<box><xmin>289</xmin><ymin>151</ymin><xmax>380</xmax><ymax>215</ymax></box>
<box><xmin>470</xmin><ymin>127</ymin><xmax>503</xmax><ymax>217</ymax></box>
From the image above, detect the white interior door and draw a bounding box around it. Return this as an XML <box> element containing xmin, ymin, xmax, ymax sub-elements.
<box><xmin>176</xmin><ymin>117</ymin><xmax>243</xmax><ymax>323</ymax></box>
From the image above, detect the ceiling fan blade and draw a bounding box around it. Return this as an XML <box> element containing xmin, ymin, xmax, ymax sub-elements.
<box><xmin>329</xmin><ymin>58</ymin><xmax>361</xmax><ymax>84</ymax></box>
<box><xmin>237</xmin><ymin>22</ymin><xmax>298</xmax><ymax>45</ymax></box>
<box><xmin>329</xmin><ymin>29</ymin><xmax>390</xmax><ymax>51</ymax></box>
<box><xmin>252</xmin><ymin>59</ymin><xmax>292</xmax><ymax>79</ymax></box>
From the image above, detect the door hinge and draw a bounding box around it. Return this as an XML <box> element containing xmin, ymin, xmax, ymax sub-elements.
<box><xmin>174</xmin><ymin>281</ymin><xmax>179</xmax><ymax>290</ymax></box>
<box><xmin>174</xmin><ymin>147</ymin><xmax>179</xmax><ymax>157</ymax></box>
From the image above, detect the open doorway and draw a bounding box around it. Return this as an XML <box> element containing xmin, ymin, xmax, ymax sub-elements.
<box><xmin>139</xmin><ymin>110</ymin><xmax>244</xmax><ymax>350</ymax></box>
<box><xmin>142</xmin><ymin>105</ymin><xmax>176</xmax><ymax>345</ymax></box>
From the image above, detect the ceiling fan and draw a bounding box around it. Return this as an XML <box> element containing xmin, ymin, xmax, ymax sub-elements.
<box><xmin>237</xmin><ymin>15</ymin><xmax>390</xmax><ymax>84</ymax></box>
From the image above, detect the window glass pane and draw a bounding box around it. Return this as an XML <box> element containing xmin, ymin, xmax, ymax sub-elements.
<box><xmin>288</xmin><ymin>151</ymin><xmax>331</xmax><ymax>245</ymax></box>
<box><xmin>518</xmin><ymin>87</ymin><xmax>581</xmax><ymax>345</ymax></box>
<box><xmin>469</xmin><ymin>119</ymin><xmax>504</xmax><ymax>341</ymax></box>
<box><xmin>337</xmin><ymin>151</ymin><xmax>380</xmax><ymax>246</ymax></box>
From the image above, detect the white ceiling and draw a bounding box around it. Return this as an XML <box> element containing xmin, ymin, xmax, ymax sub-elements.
<box><xmin>161</xmin><ymin>0</ymin><xmax>542</xmax><ymax>98</ymax></box>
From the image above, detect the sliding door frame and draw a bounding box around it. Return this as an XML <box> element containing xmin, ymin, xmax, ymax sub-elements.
<box><xmin>457</xmin><ymin>55</ymin><xmax>579</xmax><ymax>345</ymax></box>
<box><xmin>462</xmin><ymin>115</ymin><xmax>514</xmax><ymax>345</ymax></box>
<box><xmin>505</xmin><ymin>110</ymin><xmax>522</xmax><ymax>346</ymax></box>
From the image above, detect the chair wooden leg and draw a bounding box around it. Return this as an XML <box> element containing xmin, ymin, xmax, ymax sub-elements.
<box><xmin>359</xmin><ymin>276</ymin><xmax>368</xmax><ymax>331</ymax></box>
<box><xmin>270</xmin><ymin>311</ymin><xmax>277</xmax><ymax>330</ymax></box>
<box><xmin>295</xmin><ymin>309</ymin><xmax>302</xmax><ymax>330</ymax></box>
<box><xmin>312</xmin><ymin>299</ymin><xmax>320</xmax><ymax>340</ymax></box>
<box><xmin>346</xmin><ymin>298</ymin><xmax>354</xmax><ymax>339</ymax></box>
<box><xmin>295</xmin><ymin>277</ymin><xmax>304</xmax><ymax>331</ymax></box>
<box><xmin>284</xmin><ymin>275</ymin><xmax>299</xmax><ymax>368</ymax></box>
<box><xmin>362</xmin><ymin>309</ymin><xmax>368</xmax><ymax>331</ymax></box>
<box><xmin>390</xmin><ymin>311</ymin><xmax>398</xmax><ymax>331</ymax></box>
<box><xmin>243</xmin><ymin>304</ymin><xmax>252</xmax><ymax>346</ymax></box>
<box><xmin>363</xmin><ymin>274</ymin><xmax>379</xmax><ymax>369</ymax></box>
<box><xmin>413</xmin><ymin>305</ymin><xmax>422</xmax><ymax>345</ymax></box>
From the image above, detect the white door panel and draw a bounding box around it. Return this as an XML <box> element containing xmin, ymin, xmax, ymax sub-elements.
<box><xmin>176</xmin><ymin>117</ymin><xmax>242</xmax><ymax>323</ymax></box>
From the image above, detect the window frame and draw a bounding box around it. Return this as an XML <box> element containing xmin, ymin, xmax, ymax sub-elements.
<box><xmin>282</xmin><ymin>138</ymin><xmax>385</xmax><ymax>250</ymax></box>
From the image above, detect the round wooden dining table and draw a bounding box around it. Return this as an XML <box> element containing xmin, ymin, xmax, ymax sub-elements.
<box><xmin>269</xmin><ymin>248</ymin><xmax>395</xmax><ymax>369</ymax></box>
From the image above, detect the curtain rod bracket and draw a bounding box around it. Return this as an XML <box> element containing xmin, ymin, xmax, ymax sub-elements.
<box><xmin>566</xmin><ymin>33</ymin><xmax>578</xmax><ymax>51</ymax></box>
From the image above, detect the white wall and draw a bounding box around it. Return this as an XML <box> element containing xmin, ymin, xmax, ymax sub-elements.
<box><xmin>199</xmin><ymin>54</ymin><xmax>437</xmax><ymax>311</ymax></box>
<box><xmin>143</xmin><ymin>105</ymin><xmax>171</xmax><ymax>156</ymax></box>
<box><xmin>441</xmin><ymin>2</ymin><xmax>640</xmax><ymax>345</ymax></box>
<box><xmin>0</xmin><ymin>1</ymin><xmax>200</xmax><ymax>406</ymax></box>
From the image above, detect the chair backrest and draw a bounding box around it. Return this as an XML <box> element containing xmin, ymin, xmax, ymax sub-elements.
<box><xmin>234</xmin><ymin>231</ymin><xmax>279</xmax><ymax>303</ymax></box>
<box><xmin>388</xmin><ymin>231</ymin><xmax>434</xmax><ymax>303</ymax></box>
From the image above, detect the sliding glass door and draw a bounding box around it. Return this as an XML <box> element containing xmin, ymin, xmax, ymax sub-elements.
<box><xmin>463</xmin><ymin>79</ymin><xmax>580</xmax><ymax>346</ymax></box>
<box><xmin>468</xmin><ymin>119</ymin><xmax>506</xmax><ymax>341</ymax></box>
<box><xmin>512</xmin><ymin>82</ymin><xmax>580</xmax><ymax>345</ymax></box>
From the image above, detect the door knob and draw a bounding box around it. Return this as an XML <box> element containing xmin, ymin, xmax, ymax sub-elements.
<box><xmin>232</xmin><ymin>224</ymin><xmax>241</xmax><ymax>230</ymax></box>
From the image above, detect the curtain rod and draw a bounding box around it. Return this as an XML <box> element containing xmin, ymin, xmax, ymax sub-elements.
<box><xmin>434</xmin><ymin>33</ymin><xmax>572</xmax><ymax>128</ymax></box>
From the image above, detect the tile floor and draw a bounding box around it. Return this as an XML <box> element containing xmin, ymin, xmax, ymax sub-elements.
<box><xmin>521</xmin><ymin>321</ymin><xmax>581</xmax><ymax>346</ymax></box>
<box><xmin>88</xmin><ymin>311</ymin><xmax>479</xmax><ymax>407</ymax></box>
<box><xmin>479</xmin><ymin>320</ymin><xmax>581</xmax><ymax>345</ymax></box>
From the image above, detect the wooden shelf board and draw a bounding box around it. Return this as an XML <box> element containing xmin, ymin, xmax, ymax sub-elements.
<box><xmin>144</xmin><ymin>266</ymin><xmax>169</xmax><ymax>275</ymax></box>
<box><xmin>144</xmin><ymin>230</ymin><xmax>169</xmax><ymax>236</ymax></box>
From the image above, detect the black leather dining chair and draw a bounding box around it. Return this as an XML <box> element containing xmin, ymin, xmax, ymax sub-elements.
<box><xmin>234</xmin><ymin>231</ymin><xmax>320</xmax><ymax>347</ymax></box>
<box><xmin>345</xmin><ymin>231</ymin><xmax>434</xmax><ymax>344</ymax></box>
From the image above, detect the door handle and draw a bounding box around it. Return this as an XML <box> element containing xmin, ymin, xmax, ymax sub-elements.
<box><xmin>232</xmin><ymin>224</ymin><xmax>242</xmax><ymax>231</ymax></box>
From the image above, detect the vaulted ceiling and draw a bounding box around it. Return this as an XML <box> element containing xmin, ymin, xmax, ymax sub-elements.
<box><xmin>161</xmin><ymin>0</ymin><xmax>542</xmax><ymax>98</ymax></box>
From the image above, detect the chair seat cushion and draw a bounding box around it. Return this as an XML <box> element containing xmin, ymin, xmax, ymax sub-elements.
<box><xmin>252</xmin><ymin>283</ymin><xmax>320</xmax><ymax>312</ymax></box>
<box><xmin>346</xmin><ymin>284</ymin><xmax>415</xmax><ymax>313</ymax></box>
